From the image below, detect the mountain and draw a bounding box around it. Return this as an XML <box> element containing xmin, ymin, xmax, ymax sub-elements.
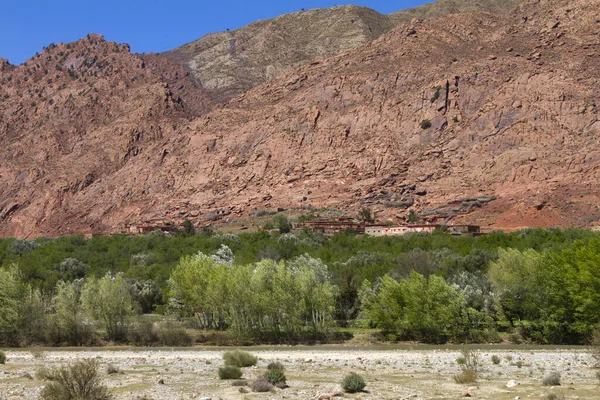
<box><xmin>0</xmin><ymin>34</ymin><xmax>211</xmax><ymax>237</ymax></box>
<box><xmin>1</xmin><ymin>0</ymin><xmax>599</xmax><ymax>238</ymax></box>
<box><xmin>390</xmin><ymin>0</ymin><xmax>525</xmax><ymax>23</ymax></box>
<box><xmin>163</xmin><ymin>1</ymin><xmax>525</xmax><ymax>102</ymax></box>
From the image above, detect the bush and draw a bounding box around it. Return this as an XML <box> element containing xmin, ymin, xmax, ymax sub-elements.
<box><xmin>39</xmin><ymin>359</ymin><xmax>113</xmax><ymax>400</ymax></box>
<box><xmin>250</xmin><ymin>377</ymin><xmax>273</xmax><ymax>392</ymax></box>
<box><xmin>542</xmin><ymin>372</ymin><xmax>561</xmax><ymax>386</ymax></box>
<box><xmin>342</xmin><ymin>372</ymin><xmax>366</xmax><ymax>393</ymax></box>
<box><xmin>420</xmin><ymin>119</ymin><xmax>432</xmax><ymax>129</ymax></box>
<box><xmin>453</xmin><ymin>348</ymin><xmax>478</xmax><ymax>383</ymax></box>
<box><xmin>127</xmin><ymin>318</ymin><xmax>158</xmax><ymax>346</ymax></box>
<box><xmin>155</xmin><ymin>322</ymin><xmax>193</xmax><ymax>346</ymax></box>
<box><xmin>0</xmin><ymin>350</ymin><xmax>5</xmax><ymax>364</ymax></box>
<box><xmin>264</xmin><ymin>369</ymin><xmax>286</xmax><ymax>385</ymax></box>
<box><xmin>267</xmin><ymin>361</ymin><xmax>284</xmax><ymax>371</ymax></box>
<box><xmin>491</xmin><ymin>355</ymin><xmax>501</xmax><ymax>365</ymax></box>
<box><xmin>453</xmin><ymin>369</ymin><xmax>478</xmax><ymax>383</ymax></box>
<box><xmin>231</xmin><ymin>379</ymin><xmax>247</xmax><ymax>386</ymax></box>
<box><xmin>218</xmin><ymin>365</ymin><xmax>243</xmax><ymax>380</ymax></box>
<box><xmin>223</xmin><ymin>350</ymin><xmax>258</xmax><ymax>367</ymax></box>
<box><xmin>105</xmin><ymin>364</ymin><xmax>121</xmax><ymax>375</ymax></box>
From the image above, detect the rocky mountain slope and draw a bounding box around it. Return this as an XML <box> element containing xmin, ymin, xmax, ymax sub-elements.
<box><xmin>163</xmin><ymin>1</ymin><xmax>525</xmax><ymax>102</ymax></box>
<box><xmin>390</xmin><ymin>0</ymin><xmax>525</xmax><ymax>23</ymax></box>
<box><xmin>1</xmin><ymin>0</ymin><xmax>599</xmax><ymax>238</ymax></box>
<box><xmin>0</xmin><ymin>35</ymin><xmax>212</xmax><ymax>237</ymax></box>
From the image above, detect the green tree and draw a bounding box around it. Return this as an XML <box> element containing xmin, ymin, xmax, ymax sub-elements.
<box><xmin>181</xmin><ymin>219</ymin><xmax>196</xmax><ymax>236</ymax></box>
<box><xmin>0</xmin><ymin>265</ymin><xmax>25</xmax><ymax>345</ymax></box>
<box><xmin>360</xmin><ymin>272</ymin><xmax>471</xmax><ymax>343</ymax></box>
<box><xmin>168</xmin><ymin>252</ymin><xmax>229</xmax><ymax>330</ymax></box>
<box><xmin>81</xmin><ymin>273</ymin><xmax>135</xmax><ymax>342</ymax></box>
<box><xmin>53</xmin><ymin>280</ymin><xmax>93</xmax><ymax>345</ymax></box>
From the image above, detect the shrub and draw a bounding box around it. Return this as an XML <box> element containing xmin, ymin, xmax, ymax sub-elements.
<box><xmin>231</xmin><ymin>379</ymin><xmax>247</xmax><ymax>386</ymax></box>
<box><xmin>39</xmin><ymin>359</ymin><xmax>113</xmax><ymax>400</ymax></box>
<box><xmin>105</xmin><ymin>364</ymin><xmax>121</xmax><ymax>375</ymax></box>
<box><xmin>491</xmin><ymin>355</ymin><xmax>501</xmax><ymax>365</ymax></box>
<box><xmin>431</xmin><ymin>86</ymin><xmax>441</xmax><ymax>103</ymax></box>
<box><xmin>218</xmin><ymin>365</ymin><xmax>243</xmax><ymax>380</ymax></box>
<box><xmin>36</xmin><ymin>365</ymin><xmax>51</xmax><ymax>380</ymax></box>
<box><xmin>420</xmin><ymin>119</ymin><xmax>432</xmax><ymax>129</ymax></box>
<box><xmin>542</xmin><ymin>372</ymin><xmax>561</xmax><ymax>386</ymax></box>
<box><xmin>264</xmin><ymin>369</ymin><xmax>286</xmax><ymax>385</ymax></box>
<box><xmin>453</xmin><ymin>368</ymin><xmax>478</xmax><ymax>383</ymax></box>
<box><xmin>127</xmin><ymin>318</ymin><xmax>158</xmax><ymax>346</ymax></box>
<box><xmin>0</xmin><ymin>350</ymin><xmax>5</xmax><ymax>364</ymax></box>
<box><xmin>223</xmin><ymin>350</ymin><xmax>258</xmax><ymax>367</ymax></box>
<box><xmin>342</xmin><ymin>372</ymin><xmax>366</xmax><ymax>393</ymax></box>
<box><xmin>453</xmin><ymin>348</ymin><xmax>478</xmax><ymax>383</ymax></box>
<box><xmin>155</xmin><ymin>322</ymin><xmax>193</xmax><ymax>346</ymax></box>
<box><xmin>250</xmin><ymin>377</ymin><xmax>273</xmax><ymax>392</ymax></box>
<box><xmin>267</xmin><ymin>361</ymin><xmax>284</xmax><ymax>371</ymax></box>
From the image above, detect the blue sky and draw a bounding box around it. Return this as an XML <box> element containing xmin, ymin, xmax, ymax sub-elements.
<box><xmin>0</xmin><ymin>1</ymin><xmax>430</xmax><ymax>65</ymax></box>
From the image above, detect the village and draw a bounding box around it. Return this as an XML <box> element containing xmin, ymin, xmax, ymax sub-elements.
<box><xmin>125</xmin><ymin>216</ymin><xmax>482</xmax><ymax>237</ymax></box>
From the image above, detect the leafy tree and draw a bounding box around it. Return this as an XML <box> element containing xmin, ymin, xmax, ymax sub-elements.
<box><xmin>359</xmin><ymin>208</ymin><xmax>374</xmax><ymax>223</ymax></box>
<box><xmin>272</xmin><ymin>214</ymin><xmax>291</xmax><ymax>234</ymax></box>
<box><xmin>53</xmin><ymin>279</ymin><xmax>93</xmax><ymax>345</ymax></box>
<box><xmin>181</xmin><ymin>219</ymin><xmax>196</xmax><ymax>236</ymax></box>
<box><xmin>0</xmin><ymin>265</ymin><xmax>25</xmax><ymax>345</ymax></box>
<box><xmin>360</xmin><ymin>272</ymin><xmax>473</xmax><ymax>343</ymax></box>
<box><xmin>81</xmin><ymin>273</ymin><xmax>135</xmax><ymax>342</ymax></box>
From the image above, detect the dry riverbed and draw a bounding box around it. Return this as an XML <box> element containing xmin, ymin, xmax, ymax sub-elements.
<box><xmin>1</xmin><ymin>346</ymin><xmax>598</xmax><ymax>399</ymax></box>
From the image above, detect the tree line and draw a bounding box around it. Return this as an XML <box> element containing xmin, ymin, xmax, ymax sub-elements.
<box><xmin>1</xmin><ymin>224</ymin><xmax>600</xmax><ymax>345</ymax></box>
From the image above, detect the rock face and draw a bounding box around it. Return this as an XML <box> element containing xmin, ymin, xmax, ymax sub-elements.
<box><xmin>0</xmin><ymin>35</ymin><xmax>212</xmax><ymax>237</ymax></box>
<box><xmin>163</xmin><ymin>1</ymin><xmax>525</xmax><ymax>102</ymax></box>
<box><xmin>1</xmin><ymin>0</ymin><xmax>600</xmax><ymax>238</ymax></box>
<box><xmin>390</xmin><ymin>0</ymin><xmax>525</xmax><ymax>24</ymax></box>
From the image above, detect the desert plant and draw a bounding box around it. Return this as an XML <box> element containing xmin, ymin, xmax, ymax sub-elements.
<box><xmin>342</xmin><ymin>372</ymin><xmax>366</xmax><ymax>393</ymax></box>
<box><xmin>0</xmin><ymin>350</ymin><xmax>6</xmax><ymax>364</ymax></box>
<box><xmin>218</xmin><ymin>365</ymin><xmax>243</xmax><ymax>380</ymax></box>
<box><xmin>105</xmin><ymin>364</ymin><xmax>121</xmax><ymax>375</ymax></box>
<box><xmin>264</xmin><ymin>369</ymin><xmax>286</xmax><ymax>385</ymax></box>
<box><xmin>250</xmin><ymin>377</ymin><xmax>273</xmax><ymax>392</ymax></box>
<box><xmin>39</xmin><ymin>359</ymin><xmax>113</xmax><ymax>400</ymax></box>
<box><xmin>542</xmin><ymin>372</ymin><xmax>561</xmax><ymax>386</ymax></box>
<box><xmin>453</xmin><ymin>368</ymin><xmax>478</xmax><ymax>383</ymax></box>
<box><xmin>453</xmin><ymin>348</ymin><xmax>479</xmax><ymax>383</ymax></box>
<box><xmin>223</xmin><ymin>350</ymin><xmax>258</xmax><ymax>367</ymax></box>
<box><xmin>431</xmin><ymin>86</ymin><xmax>441</xmax><ymax>103</ymax></box>
<box><xmin>36</xmin><ymin>365</ymin><xmax>51</xmax><ymax>380</ymax></box>
<box><xmin>420</xmin><ymin>119</ymin><xmax>432</xmax><ymax>129</ymax></box>
<box><xmin>267</xmin><ymin>361</ymin><xmax>284</xmax><ymax>371</ymax></box>
<box><xmin>231</xmin><ymin>379</ymin><xmax>247</xmax><ymax>386</ymax></box>
<box><xmin>491</xmin><ymin>355</ymin><xmax>501</xmax><ymax>365</ymax></box>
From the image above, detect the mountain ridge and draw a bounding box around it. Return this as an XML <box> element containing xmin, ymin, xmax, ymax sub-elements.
<box><xmin>163</xmin><ymin>0</ymin><xmax>526</xmax><ymax>102</ymax></box>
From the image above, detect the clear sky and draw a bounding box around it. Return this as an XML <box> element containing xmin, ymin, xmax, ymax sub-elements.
<box><xmin>0</xmin><ymin>0</ymin><xmax>430</xmax><ymax>65</ymax></box>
